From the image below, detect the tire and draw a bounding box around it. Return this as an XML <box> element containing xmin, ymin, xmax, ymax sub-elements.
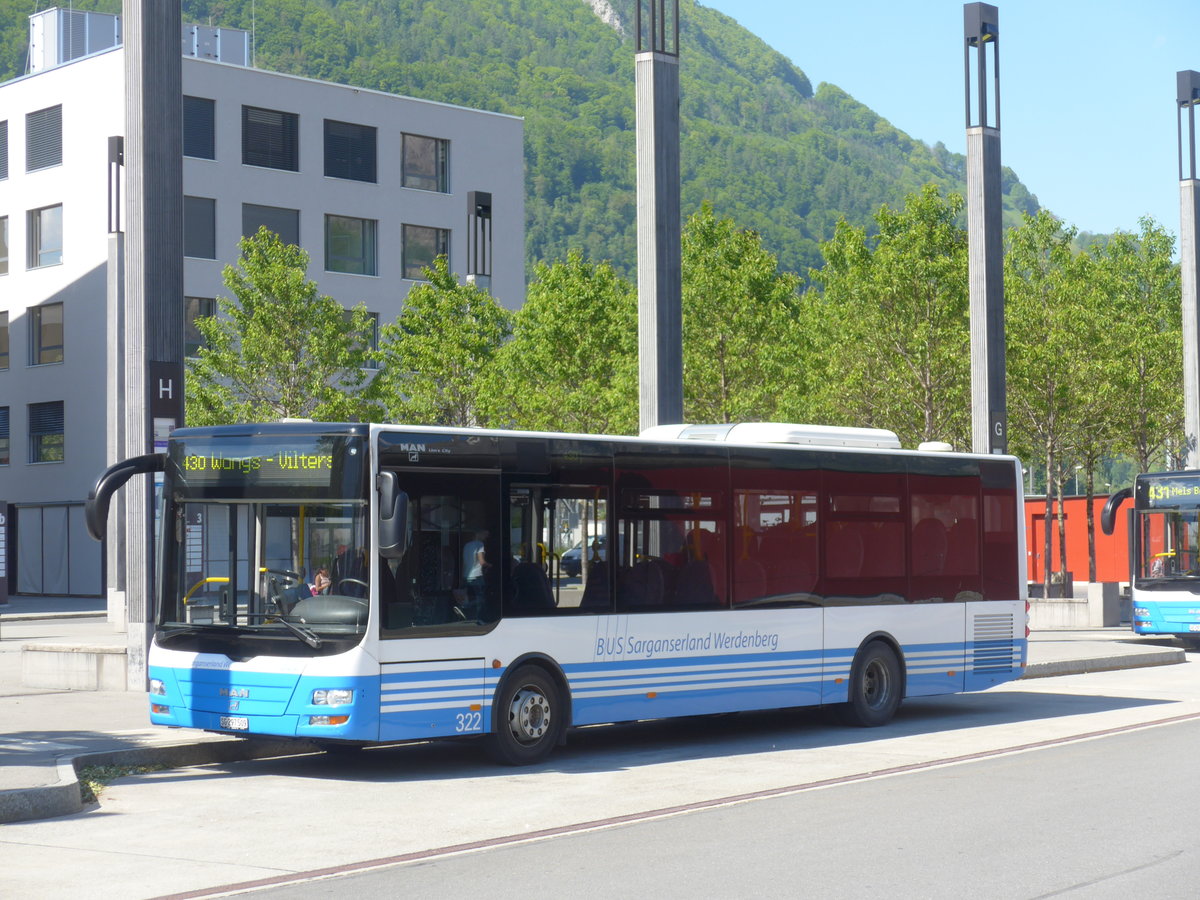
<box><xmin>484</xmin><ymin>666</ymin><xmax>564</xmax><ymax>765</ymax></box>
<box><xmin>838</xmin><ymin>641</ymin><xmax>903</xmax><ymax>727</ymax></box>
<box><xmin>1181</xmin><ymin>637</ymin><xmax>1200</xmax><ymax>652</ymax></box>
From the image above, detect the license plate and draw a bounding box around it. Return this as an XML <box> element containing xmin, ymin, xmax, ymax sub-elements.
<box><xmin>220</xmin><ymin>716</ymin><xmax>249</xmax><ymax>730</ymax></box>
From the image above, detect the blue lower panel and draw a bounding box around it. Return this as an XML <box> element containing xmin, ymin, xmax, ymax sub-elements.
<box><xmin>566</xmin><ymin>651</ymin><xmax>824</xmax><ymax>725</ymax></box>
<box><xmin>378</xmin><ymin>660</ymin><xmax>492</xmax><ymax>742</ymax></box>
<box><xmin>573</xmin><ymin>682</ymin><xmax>822</xmax><ymax>725</ymax></box>
<box><xmin>1134</xmin><ymin>603</ymin><xmax>1200</xmax><ymax>636</ymax></box>
<box><xmin>149</xmin><ymin>665</ymin><xmax>380</xmax><ymax>742</ymax></box>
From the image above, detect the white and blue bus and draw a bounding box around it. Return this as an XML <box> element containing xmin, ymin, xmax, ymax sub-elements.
<box><xmin>86</xmin><ymin>421</ymin><xmax>1028</xmax><ymax>764</ymax></box>
<box><xmin>1103</xmin><ymin>470</ymin><xmax>1200</xmax><ymax>648</ymax></box>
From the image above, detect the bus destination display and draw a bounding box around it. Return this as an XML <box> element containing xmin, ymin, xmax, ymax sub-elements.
<box><xmin>172</xmin><ymin>434</ymin><xmax>362</xmax><ymax>497</ymax></box>
<box><xmin>1142</xmin><ymin>478</ymin><xmax>1200</xmax><ymax>507</ymax></box>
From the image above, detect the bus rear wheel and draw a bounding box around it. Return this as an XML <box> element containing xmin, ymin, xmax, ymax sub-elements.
<box><xmin>839</xmin><ymin>641</ymin><xmax>902</xmax><ymax>727</ymax></box>
<box><xmin>484</xmin><ymin>666</ymin><xmax>564</xmax><ymax>765</ymax></box>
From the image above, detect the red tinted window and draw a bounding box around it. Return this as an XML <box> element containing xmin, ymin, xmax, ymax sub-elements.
<box><xmin>824</xmin><ymin>468</ymin><xmax>906</xmax><ymax>601</ymax></box>
<box><xmin>910</xmin><ymin>473</ymin><xmax>981</xmax><ymax>603</ymax></box>
<box><xmin>981</xmin><ymin>461</ymin><xmax>1020</xmax><ymax>601</ymax></box>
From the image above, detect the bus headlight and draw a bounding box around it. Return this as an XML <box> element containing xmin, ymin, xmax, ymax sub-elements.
<box><xmin>312</xmin><ymin>689</ymin><xmax>354</xmax><ymax>707</ymax></box>
<box><xmin>150</xmin><ymin>679</ymin><xmax>166</xmax><ymax>696</ymax></box>
<box><xmin>1134</xmin><ymin>608</ymin><xmax>1150</xmax><ymax>617</ymax></box>
<box><xmin>309</xmin><ymin>715</ymin><xmax>350</xmax><ymax>726</ymax></box>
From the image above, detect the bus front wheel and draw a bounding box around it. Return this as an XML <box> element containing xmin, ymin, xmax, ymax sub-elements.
<box><xmin>839</xmin><ymin>641</ymin><xmax>902</xmax><ymax>727</ymax></box>
<box><xmin>484</xmin><ymin>666</ymin><xmax>563</xmax><ymax>766</ymax></box>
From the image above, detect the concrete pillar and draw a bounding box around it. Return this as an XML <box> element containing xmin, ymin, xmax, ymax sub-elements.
<box><xmin>1178</xmin><ymin>72</ymin><xmax>1200</xmax><ymax>469</ymax></box>
<box><xmin>635</xmin><ymin>1</ymin><xmax>683</xmax><ymax>433</ymax></box>
<box><xmin>964</xmin><ymin>3</ymin><xmax>1007</xmax><ymax>455</ymax></box>
<box><xmin>121</xmin><ymin>0</ymin><xmax>184</xmax><ymax>688</ymax></box>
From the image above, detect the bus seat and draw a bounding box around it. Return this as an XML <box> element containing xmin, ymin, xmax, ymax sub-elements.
<box><xmin>510</xmin><ymin>562</ymin><xmax>555</xmax><ymax>613</ymax></box>
<box><xmin>912</xmin><ymin>518</ymin><xmax>948</xmax><ymax>576</ymax></box>
<box><xmin>675</xmin><ymin>559</ymin><xmax>717</xmax><ymax>607</ymax></box>
<box><xmin>733</xmin><ymin>558</ymin><xmax>767</xmax><ymax>605</ymax></box>
<box><xmin>620</xmin><ymin>559</ymin><xmax>666</xmax><ymax>608</ymax></box>
<box><xmin>581</xmin><ymin>562</ymin><xmax>612</xmax><ymax>610</ymax></box>
<box><xmin>945</xmin><ymin>518</ymin><xmax>979</xmax><ymax>575</ymax></box>
<box><xmin>826</xmin><ymin>525</ymin><xmax>865</xmax><ymax>579</ymax></box>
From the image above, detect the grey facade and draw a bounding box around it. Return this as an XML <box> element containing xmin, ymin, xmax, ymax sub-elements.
<box><xmin>0</xmin><ymin>10</ymin><xmax>525</xmax><ymax>600</ymax></box>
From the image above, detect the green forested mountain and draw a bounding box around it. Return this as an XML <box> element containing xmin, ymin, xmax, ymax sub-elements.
<box><xmin>0</xmin><ymin>0</ymin><xmax>1040</xmax><ymax>276</ymax></box>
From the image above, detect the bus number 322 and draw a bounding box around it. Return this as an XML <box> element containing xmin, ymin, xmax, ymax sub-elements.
<box><xmin>456</xmin><ymin>711</ymin><xmax>483</xmax><ymax>732</ymax></box>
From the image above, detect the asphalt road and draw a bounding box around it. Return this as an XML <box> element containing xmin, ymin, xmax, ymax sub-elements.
<box><xmin>5</xmin><ymin>658</ymin><xmax>1200</xmax><ymax>899</ymax></box>
<box><xmin>253</xmin><ymin>716</ymin><xmax>1200</xmax><ymax>899</ymax></box>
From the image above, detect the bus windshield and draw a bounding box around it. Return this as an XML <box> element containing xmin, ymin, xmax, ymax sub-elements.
<box><xmin>1136</xmin><ymin>508</ymin><xmax>1200</xmax><ymax>582</ymax></box>
<box><xmin>159</xmin><ymin>430</ymin><xmax>369</xmax><ymax>652</ymax></box>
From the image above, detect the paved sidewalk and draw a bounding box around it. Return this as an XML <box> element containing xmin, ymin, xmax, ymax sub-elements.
<box><xmin>0</xmin><ymin>603</ymin><xmax>1187</xmax><ymax>824</ymax></box>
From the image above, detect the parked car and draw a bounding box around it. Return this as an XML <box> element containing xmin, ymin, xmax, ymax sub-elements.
<box><xmin>560</xmin><ymin>535</ymin><xmax>607</xmax><ymax>577</ymax></box>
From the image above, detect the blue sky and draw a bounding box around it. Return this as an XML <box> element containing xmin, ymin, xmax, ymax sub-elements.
<box><xmin>702</xmin><ymin>0</ymin><xmax>1196</xmax><ymax>241</ymax></box>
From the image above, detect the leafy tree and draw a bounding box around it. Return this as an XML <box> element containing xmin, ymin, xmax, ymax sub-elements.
<box><xmin>682</xmin><ymin>205</ymin><xmax>803</xmax><ymax>423</ymax></box>
<box><xmin>375</xmin><ymin>257</ymin><xmax>512</xmax><ymax>427</ymax></box>
<box><xmin>804</xmin><ymin>185</ymin><xmax>970</xmax><ymax>448</ymax></box>
<box><xmin>1094</xmin><ymin>219</ymin><xmax>1182</xmax><ymax>473</ymax></box>
<box><xmin>185</xmin><ymin>228</ymin><xmax>380</xmax><ymax>425</ymax></box>
<box><xmin>1004</xmin><ymin>211</ymin><xmax>1094</xmax><ymax>596</ymax></box>
<box><xmin>482</xmin><ymin>251</ymin><xmax>637</xmax><ymax>434</ymax></box>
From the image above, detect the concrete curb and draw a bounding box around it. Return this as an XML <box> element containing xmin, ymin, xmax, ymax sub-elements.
<box><xmin>1023</xmin><ymin>647</ymin><xmax>1186</xmax><ymax>679</ymax></box>
<box><xmin>0</xmin><ymin>738</ymin><xmax>320</xmax><ymax>825</ymax></box>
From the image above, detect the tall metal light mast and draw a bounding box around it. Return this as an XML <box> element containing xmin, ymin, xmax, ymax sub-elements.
<box><xmin>113</xmin><ymin>0</ymin><xmax>185</xmax><ymax>687</ymax></box>
<box><xmin>1178</xmin><ymin>70</ymin><xmax>1200</xmax><ymax>469</ymax></box>
<box><xmin>635</xmin><ymin>0</ymin><xmax>683</xmax><ymax>433</ymax></box>
<box><xmin>964</xmin><ymin>3</ymin><xmax>1007</xmax><ymax>455</ymax></box>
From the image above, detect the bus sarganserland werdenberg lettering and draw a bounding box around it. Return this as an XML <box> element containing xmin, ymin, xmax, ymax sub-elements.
<box><xmin>86</xmin><ymin>421</ymin><xmax>1029</xmax><ymax>765</ymax></box>
<box><xmin>1103</xmin><ymin>471</ymin><xmax>1200</xmax><ymax>648</ymax></box>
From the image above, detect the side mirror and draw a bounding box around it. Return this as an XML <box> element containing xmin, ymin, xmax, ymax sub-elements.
<box><xmin>85</xmin><ymin>453</ymin><xmax>167</xmax><ymax>541</ymax></box>
<box><xmin>1100</xmin><ymin>487</ymin><xmax>1133</xmax><ymax>536</ymax></box>
<box><xmin>377</xmin><ymin>470</ymin><xmax>410</xmax><ymax>559</ymax></box>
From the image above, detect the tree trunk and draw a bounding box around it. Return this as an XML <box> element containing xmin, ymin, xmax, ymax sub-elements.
<box><xmin>1056</xmin><ymin>474</ymin><xmax>1069</xmax><ymax>598</ymax></box>
<box><xmin>1085</xmin><ymin>465</ymin><xmax>1097</xmax><ymax>583</ymax></box>
<box><xmin>1043</xmin><ymin>446</ymin><xmax>1054</xmax><ymax>600</ymax></box>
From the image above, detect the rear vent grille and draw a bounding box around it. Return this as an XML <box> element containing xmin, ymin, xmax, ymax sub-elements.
<box><xmin>973</xmin><ymin>613</ymin><xmax>1019</xmax><ymax>672</ymax></box>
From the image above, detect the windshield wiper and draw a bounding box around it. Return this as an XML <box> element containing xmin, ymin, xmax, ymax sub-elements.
<box><xmin>244</xmin><ymin>612</ymin><xmax>323</xmax><ymax>649</ymax></box>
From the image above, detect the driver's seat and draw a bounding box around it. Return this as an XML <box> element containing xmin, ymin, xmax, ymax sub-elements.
<box><xmin>274</xmin><ymin>582</ymin><xmax>312</xmax><ymax>615</ymax></box>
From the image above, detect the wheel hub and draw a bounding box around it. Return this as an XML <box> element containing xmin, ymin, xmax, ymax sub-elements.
<box><xmin>509</xmin><ymin>687</ymin><xmax>551</xmax><ymax>743</ymax></box>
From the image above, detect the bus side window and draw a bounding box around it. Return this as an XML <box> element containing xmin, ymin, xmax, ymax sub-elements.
<box><xmin>981</xmin><ymin>461</ymin><xmax>1019</xmax><ymax>601</ymax></box>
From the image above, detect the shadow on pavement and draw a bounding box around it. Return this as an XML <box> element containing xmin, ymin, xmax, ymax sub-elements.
<box><xmin>120</xmin><ymin>687</ymin><xmax>1171</xmax><ymax>790</ymax></box>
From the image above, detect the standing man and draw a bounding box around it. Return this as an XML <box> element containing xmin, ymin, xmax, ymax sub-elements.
<box><xmin>463</xmin><ymin>529</ymin><xmax>490</xmax><ymax>615</ymax></box>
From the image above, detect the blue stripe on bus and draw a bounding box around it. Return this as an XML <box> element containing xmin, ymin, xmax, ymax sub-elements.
<box><xmin>150</xmin><ymin>636</ymin><xmax>1024</xmax><ymax>743</ymax></box>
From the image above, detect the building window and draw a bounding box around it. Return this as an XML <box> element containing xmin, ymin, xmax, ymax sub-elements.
<box><xmin>0</xmin><ymin>119</ymin><xmax>8</xmax><ymax>179</ymax></box>
<box><xmin>26</xmin><ymin>105</ymin><xmax>62</xmax><ymax>171</ymax></box>
<box><xmin>27</xmin><ymin>205</ymin><xmax>63</xmax><ymax>268</ymax></box>
<box><xmin>0</xmin><ymin>311</ymin><xmax>8</xmax><ymax>369</ymax></box>
<box><xmin>183</xmin><ymin>96</ymin><xmax>216</xmax><ymax>160</ymax></box>
<box><xmin>0</xmin><ymin>215</ymin><xmax>7</xmax><ymax>274</ymax></box>
<box><xmin>184</xmin><ymin>196</ymin><xmax>217</xmax><ymax>259</ymax></box>
<box><xmin>324</xmin><ymin>120</ymin><xmax>376</xmax><ymax>183</ymax></box>
<box><xmin>402</xmin><ymin>224</ymin><xmax>450</xmax><ymax>280</ymax></box>
<box><xmin>29</xmin><ymin>401</ymin><xmax>64</xmax><ymax>463</ymax></box>
<box><xmin>30</xmin><ymin>302</ymin><xmax>64</xmax><ymax>365</ymax></box>
<box><xmin>402</xmin><ymin>134</ymin><xmax>449</xmax><ymax>192</ymax></box>
<box><xmin>242</xmin><ymin>105</ymin><xmax>299</xmax><ymax>171</ymax></box>
<box><xmin>184</xmin><ymin>297</ymin><xmax>216</xmax><ymax>358</ymax></box>
<box><xmin>242</xmin><ymin>203</ymin><xmax>299</xmax><ymax>246</ymax></box>
<box><xmin>0</xmin><ymin>406</ymin><xmax>8</xmax><ymax>465</ymax></box>
<box><xmin>325</xmin><ymin>214</ymin><xmax>377</xmax><ymax>276</ymax></box>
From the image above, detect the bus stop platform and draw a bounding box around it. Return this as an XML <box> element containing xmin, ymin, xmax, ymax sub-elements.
<box><xmin>0</xmin><ymin>604</ymin><xmax>1188</xmax><ymax>824</ymax></box>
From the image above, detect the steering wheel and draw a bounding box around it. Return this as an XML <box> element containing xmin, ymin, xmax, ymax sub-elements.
<box><xmin>263</xmin><ymin>568</ymin><xmax>301</xmax><ymax>581</ymax></box>
<box><xmin>338</xmin><ymin>578</ymin><xmax>369</xmax><ymax>593</ymax></box>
